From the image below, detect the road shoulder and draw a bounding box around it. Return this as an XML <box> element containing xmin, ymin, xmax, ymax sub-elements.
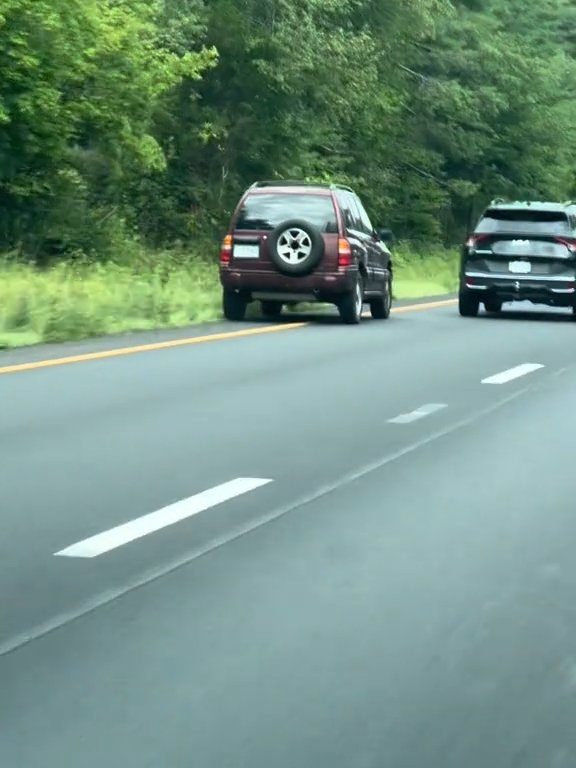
<box><xmin>0</xmin><ymin>294</ymin><xmax>455</xmax><ymax>368</ymax></box>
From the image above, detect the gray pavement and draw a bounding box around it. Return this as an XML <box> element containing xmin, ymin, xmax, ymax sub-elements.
<box><xmin>2</xmin><ymin>300</ymin><xmax>576</xmax><ymax>767</ymax></box>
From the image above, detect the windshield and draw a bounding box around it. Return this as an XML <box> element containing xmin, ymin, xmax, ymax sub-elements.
<box><xmin>235</xmin><ymin>193</ymin><xmax>338</xmax><ymax>233</ymax></box>
<box><xmin>476</xmin><ymin>208</ymin><xmax>571</xmax><ymax>235</ymax></box>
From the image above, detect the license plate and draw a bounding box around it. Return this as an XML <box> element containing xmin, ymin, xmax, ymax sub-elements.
<box><xmin>508</xmin><ymin>260</ymin><xmax>531</xmax><ymax>274</ymax></box>
<box><xmin>233</xmin><ymin>243</ymin><xmax>259</xmax><ymax>259</ymax></box>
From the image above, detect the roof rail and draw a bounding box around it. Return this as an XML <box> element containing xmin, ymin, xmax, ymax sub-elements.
<box><xmin>490</xmin><ymin>197</ymin><xmax>507</xmax><ymax>205</ymax></box>
<box><xmin>252</xmin><ymin>180</ymin><xmax>325</xmax><ymax>188</ymax></box>
<box><xmin>250</xmin><ymin>180</ymin><xmax>355</xmax><ymax>192</ymax></box>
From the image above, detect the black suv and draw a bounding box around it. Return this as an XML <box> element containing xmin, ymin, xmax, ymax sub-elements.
<box><xmin>219</xmin><ymin>181</ymin><xmax>394</xmax><ymax>324</ymax></box>
<box><xmin>459</xmin><ymin>200</ymin><xmax>576</xmax><ymax>316</ymax></box>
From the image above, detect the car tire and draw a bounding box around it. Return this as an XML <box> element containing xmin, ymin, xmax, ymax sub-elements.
<box><xmin>268</xmin><ymin>219</ymin><xmax>324</xmax><ymax>276</ymax></box>
<box><xmin>223</xmin><ymin>290</ymin><xmax>248</xmax><ymax>321</ymax></box>
<box><xmin>261</xmin><ymin>300</ymin><xmax>283</xmax><ymax>319</ymax></box>
<box><xmin>338</xmin><ymin>276</ymin><xmax>364</xmax><ymax>325</ymax></box>
<box><xmin>459</xmin><ymin>290</ymin><xmax>480</xmax><ymax>317</ymax></box>
<box><xmin>484</xmin><ymin>299</ymin><xmax>502</xmax><ymax>313</ymax></box>
<box><xmin>370</xmin><ymin>275</ymin><xmax>392</xmax><ymax>319</ymax></box>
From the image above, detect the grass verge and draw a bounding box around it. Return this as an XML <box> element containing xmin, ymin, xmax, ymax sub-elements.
<box><xmin>392</xmin><ymin>244</ymin><xmax>458</xmax><ymax>299</ymax></box>
<box><xmin>0</xmin><ymin>246</ymin><xmax>458</xmax><ymax>349</ymax></box>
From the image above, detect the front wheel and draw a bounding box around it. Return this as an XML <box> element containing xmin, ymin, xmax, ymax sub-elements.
<box><xmin>459</xmin><ymin>291</ymin><xmax>480</xmax><ymax>317</ymax></box>
<box><xmin>370</xmin><ymin>276</ymin><xmax>392</xmax><ymax>319</ymax></box>
<box><xmin>338</xmin><ymin>277</ymin><xmax>363</xmax><ymax>325</ymax></box>
<box><xmin>223</xmin><ymin>290</ymin><xmax>248</xmax><ymax>321</ymax></box>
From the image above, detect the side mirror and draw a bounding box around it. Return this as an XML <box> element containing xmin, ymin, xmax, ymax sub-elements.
<box><xmin>377</xmin><ymin>228</ymin><xmax>394</xmax><ymax>244</ymax></box>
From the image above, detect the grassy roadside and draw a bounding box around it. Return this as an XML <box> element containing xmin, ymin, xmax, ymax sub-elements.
<box><xmin>392</xmin><ymin>245</ymin><xmax>458</xmax><ymax>300</ymax></box>
<box><xmin>0</xmin><ymin>246</ymin><xmax>458</xmax><ymax>349</ymax></box>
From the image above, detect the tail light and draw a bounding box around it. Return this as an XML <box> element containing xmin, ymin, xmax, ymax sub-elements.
<box><xmin>554</xmin><ymin>237</ymin><xmax>576</xmax><ymax>253</ymax></box>
<box><xmin>338</xmin><ymin>238</ymin><xmax>352</xmax><ymax>268</ymax></box>
<box><xmin>465</xmin><ymin>234</ymin><xmax>489</xmax><ymax>249</ymax></box>
<box><xmin>220</xmin><ymin>234</ymin><xmax>233</xmax><ymax>265</ymax></box>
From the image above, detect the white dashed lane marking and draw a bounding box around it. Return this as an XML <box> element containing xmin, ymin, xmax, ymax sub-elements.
<box><xmin>482</xmin><ymin>363</ymin><xmax>544</xmax><ymax>385</ymax></box>
<box><xmin>388</xmin><ymin>403</ymin><xmax>448</xmax><ymax>425</ymax></box>
<box><xmin>55</xmin><ymin>478</ymin><xmax>273</xmax><ymax>558</ymax></box>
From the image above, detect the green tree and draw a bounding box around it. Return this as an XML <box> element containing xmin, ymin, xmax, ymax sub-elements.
<box><xmin>140</xmin><ymin>0</ymin><xmax>450</xmax><ymax>240</ymax></box>
<box><xmin>0</xmin><ymin>0</ymin><xmax>213</xmax><ymax>257</ymax></box>
<box><xmin>406</xmin><ymin>0</ymin><xmax>576</xmax><ymax>239</ymax></box>
<box><xmin>3</xmin><ymin>0</ymin><xmax>576</xmax><ymax>257</ymax></box>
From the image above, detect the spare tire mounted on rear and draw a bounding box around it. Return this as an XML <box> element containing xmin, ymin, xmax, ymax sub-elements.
<box><xmin>268</xmin><ymin>219</ymin><xmax>324</xmax><ymax>276</ymax></box>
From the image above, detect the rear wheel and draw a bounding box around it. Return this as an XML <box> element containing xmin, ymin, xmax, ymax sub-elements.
<box><xmin>459</xmin><ymin>291</ymin><xmax>480</xmax><ymax>317</ymax></box>
<box><xmin>484</xmin><ymin>299</ymin><xmax>502</xmax><ymax>313</ymax></box>
<box><xmin>261</xmin><ymin>300</ymin><xmax>283</xmax><ymax>319</ymax></box>
<box><xmin>338</xmin><ymin>277</ymin><xmax>363</xmax><ymax>325</ymax></box>
<box><xmin>223</xmin><ymin>290</ymin><xmax>248</xmax><ymax>321</ymax></box>
<box><xmin>370</xmin><ymin>276</ymin><xmax>392</xmax><ymax>319</ymax></box>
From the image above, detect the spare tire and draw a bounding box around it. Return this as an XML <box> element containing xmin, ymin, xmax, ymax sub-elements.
<box><xmin>268</xmin><ymin>219</ymin><xmax>324</xmax><ymax>276</ymax></box>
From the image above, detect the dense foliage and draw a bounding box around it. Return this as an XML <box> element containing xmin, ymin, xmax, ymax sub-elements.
<box><xmin>1</xmin><ymin>0</ymin><xmax>576</xmax><ymax>259</ymax></box>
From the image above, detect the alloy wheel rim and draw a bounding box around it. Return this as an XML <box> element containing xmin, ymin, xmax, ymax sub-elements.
<box><xmin>355</xmin><ymin>281</ymin><xmax>363</xmax><ymax>317</ymax></box>
<box><xmin>277</xmin><ymin>228</ymin><xmax>312</xmax><ymax>265</ymax></box>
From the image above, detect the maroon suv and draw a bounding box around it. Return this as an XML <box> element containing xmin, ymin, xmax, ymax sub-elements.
<box><xmin>219</xmin><ymin>181</ymin><xmax>394</xmax><ymax>324</ymax></box>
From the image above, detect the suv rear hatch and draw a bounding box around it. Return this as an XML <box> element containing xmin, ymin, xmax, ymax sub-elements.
<box><xmin>230</xmin><ymin>190</ymin><xmax>340</xmax><ymax>275</ymax></box>
<box><xmin>466</xmin><ymin>208</ymin><xmax>576</xmax><ymax>279</ymax></box>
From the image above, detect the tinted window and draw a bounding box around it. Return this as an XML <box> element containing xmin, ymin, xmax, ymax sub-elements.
<box><xmin>336</xmin><ymin>191</ymin><xmax>361</xmax><ymax>232</ymax></box>
<box><xmin>476</xmin><ymin>208</ymin><xmax>571</xmax><ymax>235</ymax></box>
<box><xmin>235</xmin><ymin>193</ymin><xmax>338</xmax><ymax>232</ymax></box>
<box><xmin>354</xmin><ymin>197</ymin><xmax>374</xmax><ymax>235</ymax></box>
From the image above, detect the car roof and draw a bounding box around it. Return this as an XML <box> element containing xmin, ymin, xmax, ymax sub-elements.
<box><xmin>249</xmin><ymin>186</ymin><xmax>333</xmax><ymax>196</ymax></box>
<box><xmin>485</xmin><ymin>200</ymin><xmax>574</xmax><ymax>214</ymax></box>
<box><xmin>248</xmin><ymin>181</ymin><xmax>355</xmax><ymax>196</ymax></box>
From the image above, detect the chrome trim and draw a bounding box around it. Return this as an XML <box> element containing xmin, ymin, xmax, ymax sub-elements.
<box><xmin>550</xmin><ymin>287</ymin><xmax>576</xmax><ymax>294</ymax></box>
<box><xmin>466</xmin><ymin>283</ymin><xmax>488</xmax><ymax>290</ymax></box>
<box><xmin>465</xmin><ymin>271</ymin><xmax>575</xmax><ymax>283</ymax></box>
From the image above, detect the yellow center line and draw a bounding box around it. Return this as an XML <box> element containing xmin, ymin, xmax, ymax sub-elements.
<box><xmin>392</xmin><ymin>298</ymin><xmax>457</xmax><ymax>314</ymax></box>
<box><xmin>0</xmin><ymin>297</ymin><xmax>456</xmax><ymax>376</ymax></box>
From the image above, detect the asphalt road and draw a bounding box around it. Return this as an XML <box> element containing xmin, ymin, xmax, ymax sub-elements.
<box><xmin>3</xmin><ymin>299</ymin><xmax>576</xmax><ymax>767</ymax></box>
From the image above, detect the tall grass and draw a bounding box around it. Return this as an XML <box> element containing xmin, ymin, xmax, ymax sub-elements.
<box><xmin>0</xmin><ymin>245</ymin><xmax>458</xmax><ymax>348</ymax></box>
<box><xmin>393</xmin><ymin>244</ymin><xmax>458</xmax><ymax>299</ymax></box>
<box><xmin>0</xmin><ymin>257</ymin><xmax>220</xmax><ymax>348</ymax></box>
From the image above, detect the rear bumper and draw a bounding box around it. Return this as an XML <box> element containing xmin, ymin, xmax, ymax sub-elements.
<box><xmin>220</xmin><ymin>268</ymin><xmax>356</xmax><ymax>302</ymax></box>
<box><xmin>462</xmin><ymin>271</ymin><xmax>576</xmax><ymax>306</ymax></box>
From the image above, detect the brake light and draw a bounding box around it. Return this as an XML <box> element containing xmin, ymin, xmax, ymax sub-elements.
<box><xmin>220</xmin><ymin>234</ymin><xmax>232</xmax><ymax>265</ymax></box>
<box><xmin>338</xmin><ymin>238</ymin><xmax>352</xmax><ymax>267</ymax></box>
<box><xmin>554</xmin><ymin>237</ymin><xmax>576</xmax><ymax>253</ymax></box>
<box><xmin>466</xmin><ymin>234</ymin><xmax>489</xmax><ymax>249</ymax></box>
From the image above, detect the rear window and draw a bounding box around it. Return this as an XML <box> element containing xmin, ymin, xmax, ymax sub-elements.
<box><xmin>235</xmin><ymin>193</ymin><xmax>338</xmax><ymax>233</ymax></box>
<box><xmin>476</xmin><ymin>208</ymin><xmax>571</xmax><ymax>235</ymax></box>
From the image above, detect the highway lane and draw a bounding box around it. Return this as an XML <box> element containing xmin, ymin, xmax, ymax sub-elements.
<box><xmin>1</xmin><ymin>300</ymin><xmax>573</xmax><ymax>644</ymax></box>
<box><xmin>2</xmin><ymin>300</ymin><xmax>576</xmax><ymax>766</ymax></box>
